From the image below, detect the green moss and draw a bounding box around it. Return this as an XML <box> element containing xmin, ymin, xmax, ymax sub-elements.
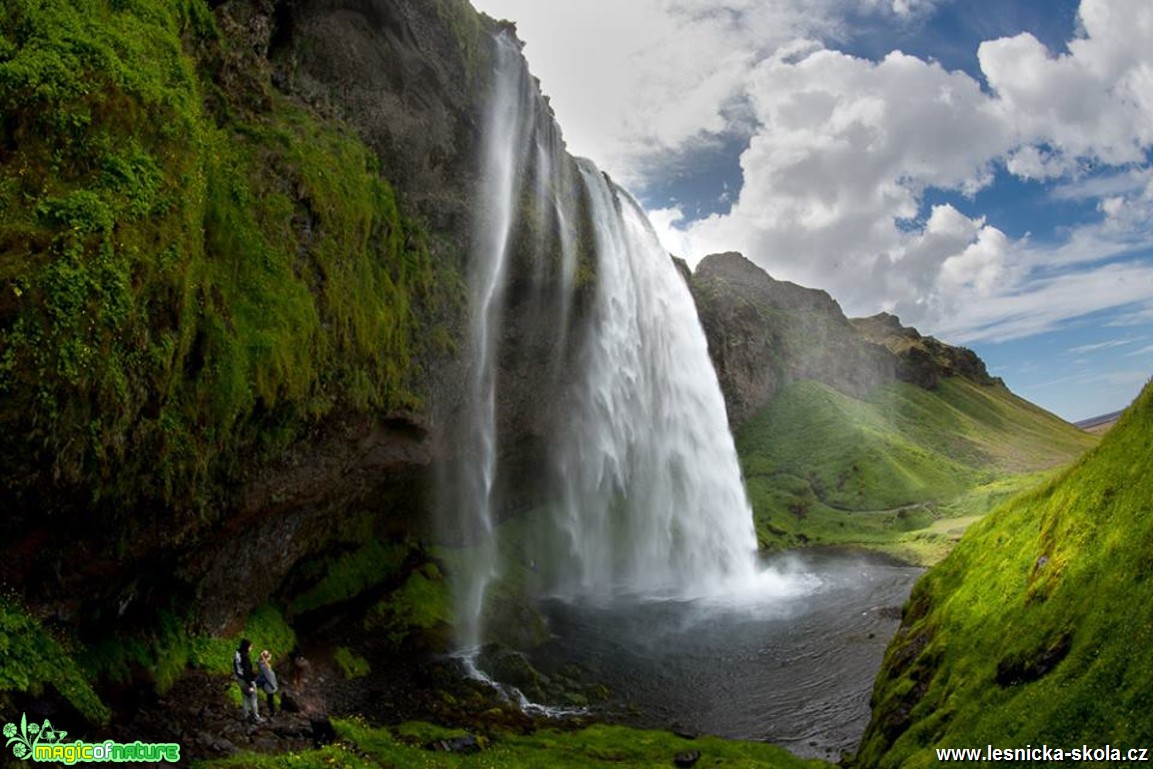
<box><xmin>190</xmin><ymin>602</ymin><xmax>297</xmax><ymax>677</ymax></box>
<box><xmin>0</xmin><ymin>598</ymin><xmax>109</xmax><ymax>724</ymax></box>
<box><xmin>78</xmin><ymin>600</ymin><xmax>295</xmax><ymax>700</ymax></box>
<box><xmin>365</xmin><ymin>563</ymin><xmax>453</xmax><ymax>646</ymax></box>
<box><xmin>0</xmin><ymin>0</ymin><xmax>455</xmax><ymax>528</ymax></box>
<box><xmin>80</xmin><ymin>607</ymin><xmax>193</xmax><ymax>697</ymax></box>
<box><xmin>333</xmin><ymin>646</ymin><xmax>371</xmax><ymax>680</ymax></box>
<box><xmin>858</xmin><ymin>380</ymin><xmax>1153</xmax><ymax>767</ymax></box>
<box><xmin>290</xmin><ymin>540</ymin><xmax>409</xmax><ymax>616</ymax></box>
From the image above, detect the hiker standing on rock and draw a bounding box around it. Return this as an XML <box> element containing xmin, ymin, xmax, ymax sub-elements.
<box><xmin>257</xmin><ymin>649</ymin><xmax>279</xmax><ymax>717</ymax></box>
<box><xmin>233</xmin><ymin>639</ymin><xmax>262</xmax><ymax>723</ymax></box>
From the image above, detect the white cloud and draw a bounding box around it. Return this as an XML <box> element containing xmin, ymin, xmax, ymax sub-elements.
<box><xmin>978</xmin><ymin>0</ymin><xmax>1153</xmax><ymax>175</ymax></box>
<box><xmin>1068</xmin><ymin>339</ymin><xmax>1135</xmax><ymax>354</ymax></box>
<box><xmin>935</xmin><ymin>260</ymin><xmax>1153</xmax><ymax>343</ymax></box>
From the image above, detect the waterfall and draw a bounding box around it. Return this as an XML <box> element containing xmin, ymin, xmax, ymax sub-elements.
<box><xmin>445</xmin><ymin>32</ymin><xmax>577</xmax><ymax>652</ymax></box>
<box><xmin>548</xmin><ymin>165</ymin><xmax>759</xmax><ymax>601</ymax></box>
<box><xmin>446</xmin><ymin>31</ymin><xmax>761</xmax><ymax>655</ymax></box>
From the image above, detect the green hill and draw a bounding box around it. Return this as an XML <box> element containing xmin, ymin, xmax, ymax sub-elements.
<box><xmin>856</xmin><ymin>379</ymin><xmax>1153</xmax><ymax>767</ymax></box>
<box><xmin>738</xmin><ymin>376</ymin><xmax>1098</xmax><ymax>563</ymax></box>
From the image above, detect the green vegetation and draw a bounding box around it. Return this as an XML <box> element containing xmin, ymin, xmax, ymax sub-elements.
<box><xmin>196</xmin><ymin>718</ymin><xmax>830</xmax><ymax>768</ymax></box>
<box><xmin>0</xmin><ymin>597</ymin><xmax>109</xmax><ymax>724</ymax></box>
<box><xmin>0</xmin><ymin>0</ymin><xmax>450</xmax><ymax>525</ymax></box>
<box><xmin>189</xmin><ymin>603</ymin><xmax>297</xmax><ymax>677</ymax></box>
<box><xmin>738</xmin><ymin>377</ymin><xmax>1097</xmax><ymax>563</ymax></box>
<box><xmin>79</xmin><ymin>601</ymin><xmax>295</xmax><ymax>697</ymax></box>
<box><xmin>289</xmin><ymin>540</ymin><xmax>409</xmax><ymax>616</ymax></box>
<box><xmin>857</xmin><ymin>380</ymin><xmax>1153</xmax><ymax>768</ymax></box>
<box><xmin>365</xmin><ymin>562</ymin><xmax>453</xmax><ymax>647</ymax></box>
<box><xmin>333</xmin><ymin>647</ymin><xmax>371</xmax><ymax>680</ymax></box>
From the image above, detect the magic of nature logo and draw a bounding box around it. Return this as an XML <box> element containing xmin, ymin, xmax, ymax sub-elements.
<box><xmin>4</xmin><ymin>713</ymin><xmax>180</xmax><ymax>764</ymax></box>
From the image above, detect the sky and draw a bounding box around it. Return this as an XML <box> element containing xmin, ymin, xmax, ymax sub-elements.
<box><xmin>469</xmin><ymin>0</ymin><xmax>1153</xmax><ymax>422</ymax></box>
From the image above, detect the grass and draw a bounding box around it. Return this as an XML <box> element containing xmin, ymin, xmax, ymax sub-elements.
<box><xmin>856</xmin><ymin>379</ymin><xmax>1153</xmax><ymax>768</ymax></box>
<box><xmin>195</xmin><ymin>718</ymin><xmax>832</xmax><ymax>769</ymax></box>
<box><xmin>738</xmin><ymin>378</ymin><xmax>1097</xmax><ymax>563</ymax></box>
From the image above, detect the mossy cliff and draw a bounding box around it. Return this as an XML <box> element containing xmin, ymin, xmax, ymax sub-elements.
<box><xmin>0</xmin><ymin>0</ymin><xmax>479</xmax><ymax>624</ymax></box>
<box><xmin>691</xmin><ymin>251</ymin><xmax>1000</xmax><ymax>431</ymax></box>
<box><xmin>856</xmin><ymin>379</ymin><xmax>1153</xmax><ymax>767</ymax></box>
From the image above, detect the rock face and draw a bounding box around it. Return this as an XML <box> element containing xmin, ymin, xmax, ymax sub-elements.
<box><xmin>691</xmin><ymin>253</ymin><xmax>895</xmax><ymax>428</ymax></box>
<box><xmin>850</xmin><ymin>312</ymin><xmax>998</xmax><ymax>389</ymax></box>
<box><xmin>691</xmin><ymin>253</ymin><xmax>1000</xmax><ymax>429</ymax></box>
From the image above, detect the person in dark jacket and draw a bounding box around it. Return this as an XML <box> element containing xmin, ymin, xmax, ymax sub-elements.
<box><xmin>233</xmin><ymin>639</ymin><xmax>261</xmax><ymax>723</ymax></box>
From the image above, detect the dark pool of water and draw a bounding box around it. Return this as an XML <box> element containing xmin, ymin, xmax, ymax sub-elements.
<box><xmin>526</xmin><ymin>549</ymin><xmax>922</xmax><ymax>761</ymax></box>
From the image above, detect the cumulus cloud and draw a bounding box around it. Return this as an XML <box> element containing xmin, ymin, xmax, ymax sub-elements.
<box><xmin>979</xmin><ymin>0</ymin><xmax>1153</xmax><ymax>174</ymax></box>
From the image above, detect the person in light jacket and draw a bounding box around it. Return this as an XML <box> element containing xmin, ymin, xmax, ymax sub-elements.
<box><xmin>256</xmin><ymin>648</ymin><xmax>279</xmax><ymax>716</ymax></box>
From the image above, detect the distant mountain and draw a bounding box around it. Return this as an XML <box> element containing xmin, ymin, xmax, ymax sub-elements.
<box><xmin>1075</xmin><ymin>409</ymin><xmax>1125</xmax><ymax>433</ymax></box>
<box><xmin>691</xmin><ymin>252</ymin><xmax>1097</xmax><ymax>561</ymax></box>
<box><xmin>858</xmin><ymin>379</ymin><xmax>1153</xmax><ymax>766</ymax></box>
<box><xmin>691</xmin><ymin>252</ymin><xmax>998</xmax><ymax>430</ymax></box>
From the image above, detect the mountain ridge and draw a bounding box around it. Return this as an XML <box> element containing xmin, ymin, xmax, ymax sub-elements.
<box><xmin>692</xmin><ymin>251</ymin><xmax>1010</xmax><ymax>431</ymax></box>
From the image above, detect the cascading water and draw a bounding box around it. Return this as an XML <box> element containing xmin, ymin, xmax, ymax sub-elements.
<box><xmin>445</xmin><ymin>31</ymin><xmax>578</xmax><ymax>654</ymax></box>
<box><xmin>447</xmin><ymin>30</ymin><xmax>788</xmax><ymax>666</ymax></box>
<box><xmin>547</xmin><ymin>166</ymin><xmax>760</xmax><ymax>601</ymax></box>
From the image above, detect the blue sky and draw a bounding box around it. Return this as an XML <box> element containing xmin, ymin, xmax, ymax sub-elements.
<box><xmin>471</xmin><ymin>0</ymin><xmax>1153</xmax><ymax>422</ymax></box>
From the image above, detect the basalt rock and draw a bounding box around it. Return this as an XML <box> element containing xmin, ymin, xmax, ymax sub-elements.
<box><xmin>850</xmin><ymin>312</ymin><xmax>999</xmax><ymax>389</ymax></box>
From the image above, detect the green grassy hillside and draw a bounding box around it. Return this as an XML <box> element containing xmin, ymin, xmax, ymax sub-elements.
<box><xmin>856</xmin><ymin>379</ymin><xmax>1153</xmax><ymax>767</ymax></box>
<box><xmin>738</xmin><ymin>377</ymin><xmax>1098</xmax><ymax>562</ymax></box>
